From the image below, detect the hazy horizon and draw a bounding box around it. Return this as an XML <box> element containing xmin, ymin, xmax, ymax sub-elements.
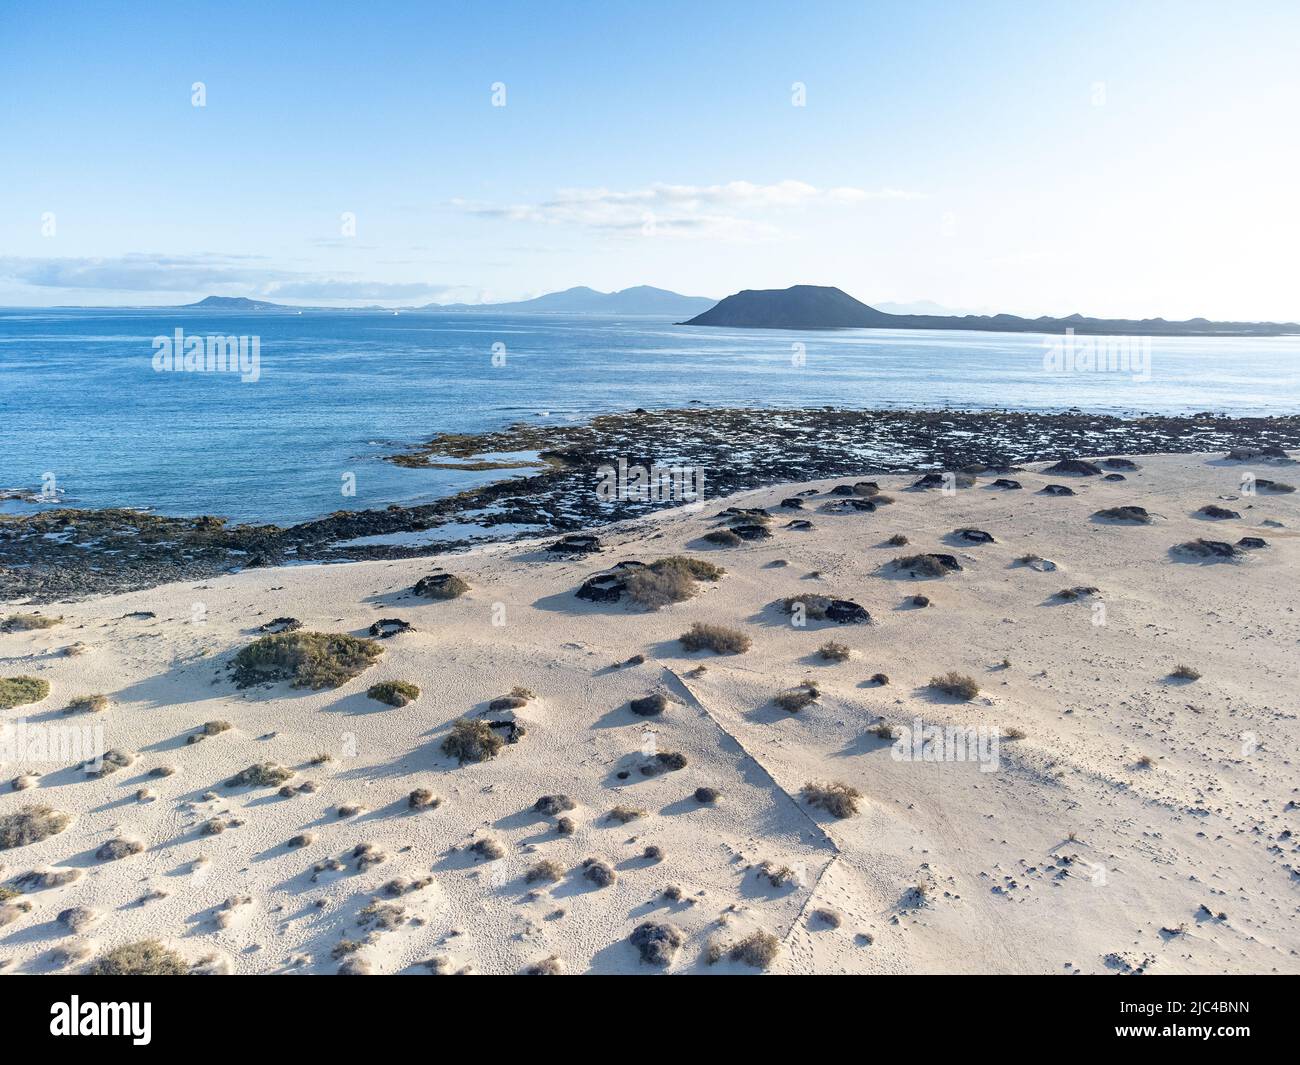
<box><xmin>3</xmin><ymin>1</ymin><xmax>1299</xmax><ymax>320</ymax></box>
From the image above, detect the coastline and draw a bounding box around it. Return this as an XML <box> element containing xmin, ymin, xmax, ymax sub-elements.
<box><xmin>5</xmin><ymin>405</ymin><xmax>1300</xmax><ymax>603</ymax></box>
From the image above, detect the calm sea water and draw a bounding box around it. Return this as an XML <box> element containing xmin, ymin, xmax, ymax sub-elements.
<box><xmin>1</xmin><ymin>308</ymin><xmax>1297</xmax><ymax>525</ymax></box>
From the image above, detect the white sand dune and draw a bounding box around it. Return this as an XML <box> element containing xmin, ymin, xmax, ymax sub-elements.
<box><xmin>1</xmin><ymin>452</ymin><xmax>1297</xmax><ymax>974</ymax></box>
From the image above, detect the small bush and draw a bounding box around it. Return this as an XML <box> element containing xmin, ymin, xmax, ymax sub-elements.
<box><xmin>442</xmin><ymin>718</ymin><xmax>504</xmax><ymax>763</ymax></box>
<box><xmin>774</xmin><ymin>687</ymin><xmax>818</xmax><ymax>713</ymax></box>
<box><xmin>679</xmin><ymin>622</ymin><xmax>751</xmax><ymax>654</ymax></box>
<box><xmin>408</xmin><ymin>788</ymin><xmax>440</xmax><ymax>810</ymax></box>
<box><xmin>534</xmin><ymin>794</ymin><xmax>576</xmax><ymax>815</ymax></box>
<box><xmin>730</xmin><ymin>930</ymin><xmax>780</xmax><ymax>968</ymax></box>
<box><xmin>886</xmin><ymin>533</ymin><xmax>909</xmax><ymax>546</ymax></box>
<box><xmin>1055</xmin><ymin>586</ymin><xmax>1100</xmax><ymax>601</ymax></box>
<box><xmin>818</xmin><ymin>640</ymin><xmax>850</xmax><ymax>662</ymax></box>
<box><xmin>801</xmin><ymin>781</ymin><xmax>862</xmax><ymax>819</ymax></box>
<box><xmin>522</xmin><ymin>955</ymin><xmax>565</xmax><ymax>975</ymax></box>
<box><xmin>1003</xmin><ymin>726</ymin><xmax>1027</xmax><ymax>740</ymax></box>
<box><xmin>66</xmin><ymin>693</ymin><xmax>110</xmax><ymax>714</ymax></box>
<box><xmin>227</xmin><ymin>762</ymin><xmax>294</xmax><ymax>788</ymax></box>
<box><xmin>625</xmin><ymin>556</ymin><xmax>724</xmax><ymax>609</ymax></box>
<box><xmin>96</xmin><ymin>837</ymin><xmax>145</xmax><ymax>861</ymax></box>
<box><xmin>231</xmin><ymin>631</ymin><xmax>383</xmax><ymax>689</ymax></box>
<box><xmin>929</xmin><ymin>671</ymin><xmax>979</xmax><ymax>701</ymax></box>
<box><xmin>2</xmin><ymin>613</ymin><xmax>61</xmax><ymax>632</ymax></box>
<box><xmin>582</xmin><ymin>858</ymin><xmax>617</xmax><ymax>887</ymax></box>
<box><xmin>201</xmin><ymin>719</ymin><xmax>231</xmax><ymax>735</ymax></box>
<box><xmin>608</xmin><ymin>804</ymin><xmax>646</xmax><ymax>824</ymax></box>
<box><xmin>525</xmin><ymin>859</ymin><xmax>565</xmax><ymax>884</ymax></box>
<box><xmin>367</xmin><ymin>680</ymin><xmax>420</xmax><ymax>706</ymax></box>
<box><xmin>694</xmin><ymin>786</ymin><xmax>720</xmax><ymax>804</ymax></box>
<box><xmin>470</xmin><ymin>837</ymin><xmax>505</xmax><ymax>860</ymax></box>
<box><xmin>781</xmin><ymin>594</ymin><xmax>832</xmax><ymax>619</ymax></box>
<box><xmin>89</xmin><ymin>939</ymin><xmax>187</xmax><ymax>976</ymax></box>
<box><xmin>630</xmin><ymin>921</ymin><xmax>686</xmax><ymax>966</ymax></box>
<box><xmin>0</xmin><ymin>805</ymin><xmax>71</xmax><ymax>849</ymax></box>
<box><xmin>891</xmin><ymin>554</ymin><xmax>949</xmax><ymax>578</ymax></box>
<box><xmin>0</xmin><ymin>676</ymin><xmax>50</xmax><ymax>710</ymax></box>
<box><xmin>704</xmin><ymin>529</ymin><xmax>742</xmax><ymax>547</ymax></box>
<box><xmin>1170</xmin><ymin>664</ymin><xmax>1201</xmax><ymax>681</ymax></box>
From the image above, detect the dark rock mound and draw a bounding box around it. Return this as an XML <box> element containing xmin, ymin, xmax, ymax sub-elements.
<box><xmin>1044</xmin><ymin>458</ymin><xmax>1102</xmax><ymax>476</ymax></box>
<box><xmin>730</xmin><ymin>523</ymin><xmax>772</xmax><ymax>541</ymax></box>
<box><xmin>826</xmin><ymin>599</ymin><xmax>871</xmax><ymax>625</ymax></box>
<box><xmin>910</xmin><ymin>595</ymin><xmax>931</xmax><ymax>607</ymax></box>
<box><xmin>780</xmin><ymin>497</ymin><xmax>805</xmax><ymax>510</ymax></box>
<box><xmin>368</xmin><ymin>618</ymin><xmax>412</xmax><ymax>638</ymax></box>
<box><xmin>1040</xmin><ymin>484</ymin><xmax>1076</xmax><ymax>496</ymax></box>
<box><xmin>1094</xmin><ymin>506</ymin><xmax>1151</xmax><ymax>524</ymax></box>
<box><xmin>716</xmin><ymin>507</ymin><xmax>770</xmax><ymax>521</ymax></box>
<box><xmin>259</xmin><ymin>617</ymin><xmax>301</xmax><ymax>634</ymax></box>
<box><xmin>547</xmin><ymin>533</ymin><xmax>601</xmax><ymax>554</ymax></box>
<box><xmin>413</xmin><ymin>572</ymin><xmax>470</xmax><ymax>599</ymax></box>
<box><xmin>1223</xmin><ymin>445</ymin><xmax>1292</xmax><ymax>462</ymax></box>
<box><xmin>1255</xmin><ymin>479</ymin><xmax>1296</xmax><ymax>493</ymax></box>
<box><xmin>1103</xmin><ymin>457</ymin><xmax>1140</xmax><ymax>470</ymax></box>
<box><xmin>575</xmin><ymin>561</ymin><xmax>646</xmax><ymax>602</ymax></box>
<box><xmin>954</xmin><ymin>528</ymin><xmax>995</xmax><ymax>544</ymax></box>
<box><xmin>991</xmin><ymin>478</ymin><xmax>1022</xmax><ymax>490</ymax></box>
<box><xmin>1236</xmin><ymin>536</ymin><xmax>1268</xmax><ymax>550</ymax></box>
<box><xmin>822</xmin><ymin>497</ymin><xmax>879</xmax><ymax>513</ymax></box>
<box><xmin>1197</xmin><ymin>505</ymin><xmax>1240</xmax><ymax>519</ymax></box>
<box><xmin>1103</xmin><ymin>473</ymin><xmax>1127</xmax><ymax>481</ymax></box>
<box><xmin>911</xmin><ymin>472</ymin><xmax>975</xmax><ymax>490</ymax></box>
<box><xmin>1174</xmin><ymin>539</ymin><xmax>1242</xmax><ymax>560</ymax></box>
<box><xmin>785</xmin><ymin>519</ymin><xmax>813</xmax><ymax>530</ymax></box>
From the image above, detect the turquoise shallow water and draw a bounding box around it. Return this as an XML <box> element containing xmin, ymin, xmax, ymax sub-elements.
<box><xmin>1</xmin><ymin>308</ymin><xmax>1296</xmax><ymax>524</ymax></box>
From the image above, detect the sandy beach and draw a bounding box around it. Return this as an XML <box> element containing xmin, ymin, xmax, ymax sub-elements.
<box><xmin>2</xmin><ymin>450</ymin><xmax>1297</xmax><ymax>975</ymax></box>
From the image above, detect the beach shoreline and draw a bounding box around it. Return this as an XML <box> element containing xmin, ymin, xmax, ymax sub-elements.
<box><xmin>5</xmin><ymin>406</ymin><xmax>1300</xmax><ymax>603</ymax></box>
<box><xmin>0</xmin><ymin>449</ymin><xmax>1297</xmax><ymax>974</ymax></box>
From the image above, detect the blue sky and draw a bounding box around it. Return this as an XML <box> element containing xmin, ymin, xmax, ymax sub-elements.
<box><xmin>2</xmin><ymin>0</ymin><xmax>1298</xmax><ymax>318</ymax></box>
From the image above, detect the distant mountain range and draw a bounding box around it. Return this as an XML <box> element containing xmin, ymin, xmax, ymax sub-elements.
<box><xmin>179</xmin><ymin>286</ymin><xmax>715</xmax><ymax>316</ymax></box>
<box><xmin>682</xmin><ymin>285</ymin><xmax>1299</xmax><ymax>337</ymax></box>
<box><xmin>420</xmin><ymin>285</ymin><xmax>715</xmax><ymax>315</ymax></box>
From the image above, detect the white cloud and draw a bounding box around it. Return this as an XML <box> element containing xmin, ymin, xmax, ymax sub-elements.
<box><xmin>453</xmin><ymin>180</ymin><xmax>921</xmax><ymax>239</ymax></box>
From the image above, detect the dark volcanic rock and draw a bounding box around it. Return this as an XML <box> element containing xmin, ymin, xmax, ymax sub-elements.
<box><xmin>1103</xmin><ymin>473</ymin><xmax>1127</xmax><ymax>481</ymax></box>
<box><xmin>9</xmin><ymin>407</ymin><xmax>1300</xmax><ymax>601</ymax></box>
<box><xmin>991</xmin><ymin>478</ymin><xmax>1022</xmax><ymax>489</ymax></box>
<box><xmin>785</xmin><ymin>519</ymin><xmax>813</xmax><ymax>530</ymax></box>
<box><xmin>780</xmin><ymin>497</ymin><xmax>805</xmax><ymax>509</ymax></box>
<box><xmin>368</xmin><ymin>618</ymin><xmax>412</xmax><ymax>638</ymax></box>
<box><xmin>259</xmin><ymin>617</ymin><xmax>302</xmax><ymax>634</ymax></box>
<box><xmin>911</xmin><ymin>472</ymin><xmax>975</xmax><ymax>490</ymax></box>
<box><xmin>954</xmin><ymin>528</ymin><xmax>996</xmax><ymax>544</ymax></box>
<box><xmin>826</xmin><ymin>600</ymin><xmax>871</xmax><ymax>624</ymax></box>
<box><xmin>1103</xmin><ymin>457</ymin><xmax>1140</xmax><ymax>470</ymax></box>
<box><xmin>413</xmin><ymin>572</ymin><xmax>469</xmax><ymax>599</ymax></box>
<box><xmin>891</xmin><ymin>554</ymin><xmax>962</xmax><ymax>578</ymax></box>
<box><xmin>730</xmin><ymin>523</ymin><xmax>772</xmax><ymax>541</ymax></box>
<box><xmin>1040</xmin><ymin>484</ymin><xmax>1076</xmax><ymax>496</ymax></box>
<box><xmin>1174</xmin><ymin>538</ymin><xmax>1242</xmax><ymax>560</ymax></box>
<box><xmin>547</xmin><ymin>533</ymin><xmax>602</xmax><ymax>554</ymax></box>
<box><xmin>575</xmin><ymin>563</ymin><xmax>645</xmax><ymax>603</ymax></box>
<box><xmin>1094</xmin><ymin>506</ymin><xmax>1151</xmax><ymax>524</ymax></box>
<box><xmin>1236</xmin><ymin>536</ymin><xmax>1268</xmax><ymax>550</ymax></box>
<box><xmin>1043</xmin><ymin>458</ymin><xmax>1103</xmax><ymax>476</ymax></box>
<box><xmin>1197</xmin><ymin>505</ymin><xmax>1240</xmax><ymax>519</ymax></box>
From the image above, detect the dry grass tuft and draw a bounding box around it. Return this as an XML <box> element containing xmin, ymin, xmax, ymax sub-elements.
<box><xmin>442</xmin><ymin>718</ymin><xmax>504</xmax><ymax>763</ymax></box>
<box><xmin>929</xmin><ymin>671</ymin><xmax>979</xmax><ymax>701</ymax></box>
<box><xmin>801</xmin><ymin>781</ymin><xmax>863</xmax><ymax>819</ymax></box>
<box><xmin>679</xmin><ymin>622</ymin><xmax>751</xmax><ymax>654</ymax></box>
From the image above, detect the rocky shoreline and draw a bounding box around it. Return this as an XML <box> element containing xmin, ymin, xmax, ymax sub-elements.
<box><xmin>4</xmin><ymin>406</ymin><xmax>1299</xmax><ymax>602</ymax></box>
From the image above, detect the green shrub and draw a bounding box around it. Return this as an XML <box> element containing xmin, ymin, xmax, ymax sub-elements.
<box><xmin>368</xmin><ymin>680</ymin><xmax>420</xmax><ymax>706</ymax></box>
<box><xmin>231</xmin><ymin>631</ymin><xmax>383</xmax><ymax>689</ymax></box>
<box><xmin>0</xmin><ymin>805</ymin><xmax>71</xmax><ymax>849</ymax></box>
<box><xmin>0</xmin><ymin>676</ymin><xmax>50</xmax><ymax>710</ymax></box>
<box><xmin>89</xmin><ymin>939</ymin><xmax>188</xmax><ymax>976</ymax></box>
<box><xmin>442</xmin><ymin>718</ymin><xmax>504</xmax><ymax>763</ymax></box>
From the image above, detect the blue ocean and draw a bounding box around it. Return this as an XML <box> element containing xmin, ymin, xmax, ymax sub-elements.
<box><xmin>1</xmin><ymin>308</ymin><xmax>1297</xmax><ymax>525</ymax></box>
